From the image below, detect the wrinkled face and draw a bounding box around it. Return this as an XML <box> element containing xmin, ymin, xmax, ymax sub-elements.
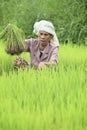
<box><xmin>38</xmin><ymin>31</ymin><xmax>53</xmax><ymax>46</ymax></box>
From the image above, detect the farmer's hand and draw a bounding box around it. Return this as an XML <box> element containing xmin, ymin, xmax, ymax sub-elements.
<box><xmin>38</xmin><ymin>62</ymin><xmax>46</xmax><ymax>70</ymax></box>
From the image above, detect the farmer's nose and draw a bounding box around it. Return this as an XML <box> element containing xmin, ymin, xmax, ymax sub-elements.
<box><xmin>41</xmin><ymin>34</ymin><xmax>45</xmax><ymax>39</ymax></box>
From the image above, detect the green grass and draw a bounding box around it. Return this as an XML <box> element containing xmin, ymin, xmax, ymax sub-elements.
<box><xmin>0</xmin><ymin>41</ymin><xmax>87</xmax><ymax>130</ymax></box>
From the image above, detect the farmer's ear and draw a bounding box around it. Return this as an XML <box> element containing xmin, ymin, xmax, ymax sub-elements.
<box><xmin>50</xmin><ymin>34</ymin><xmax>53</xmax><ymax>39</ymax></box>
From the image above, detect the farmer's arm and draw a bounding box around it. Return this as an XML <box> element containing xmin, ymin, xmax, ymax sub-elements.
<box><xmin>24</xmin><ymin>39</ymin><xmax>32</xmax><ymax>52</ymax></box>
<box><xmin>5</xmin><ymin>38</ymin><xmax>32</xmax><ymax>55</ymax></box>
<box><xmin>38</xmin><ymin>47</ymin><xmax>59</xmax><ymax>69</ymax></box>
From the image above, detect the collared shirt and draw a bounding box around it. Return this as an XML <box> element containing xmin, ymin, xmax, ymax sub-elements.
<box><xmin>25</xmin><ymin>38</ymin><xmax>58</xmax><ymax>68</ymax></box>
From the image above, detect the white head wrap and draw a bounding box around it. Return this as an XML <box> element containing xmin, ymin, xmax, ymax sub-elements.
<box><xmin>33</xmin><ymin>20</ymin><xmax>59</xmax><ymax>46</ymax></box>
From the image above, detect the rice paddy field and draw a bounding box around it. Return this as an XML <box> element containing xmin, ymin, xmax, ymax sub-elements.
<box><xmin>0</xmin><ymin>40</ymin><xmax>87</xmax><ymax>130</ymax></box>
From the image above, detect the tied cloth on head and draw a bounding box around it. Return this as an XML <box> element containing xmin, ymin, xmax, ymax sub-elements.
<box><xmin>33</xmin><ymin>20</ymin><xmax>59</xmax><ymax>46</ymax></box>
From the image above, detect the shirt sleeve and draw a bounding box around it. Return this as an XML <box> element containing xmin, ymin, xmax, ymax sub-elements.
<box><xmin>43</xmin><ymin>46</ymin><xmax>59</xmax><ymax>68</ymax></box>
<box><xmin>49</xmin><ymin>46</ymin><xmax>59</xmax><ymax>64</ymax></box>
<box><xmin>25</xmin><ymin>38</ymin><xmax>33</xmax><ymax>52</ymax></box>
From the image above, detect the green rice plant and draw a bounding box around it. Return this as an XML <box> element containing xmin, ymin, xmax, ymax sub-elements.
<box><xmin>0</xmin><ymin>40</ymin><xmax>29</xmax><ymax>75</ymax></box>
<box><xmin>0</xmin><ymin>64</ymin><xmax>87</xmax><ymax>130</ymax></box>
<box><xmin>0</xmin><ymin>41</ymin><xmax>87</xmax><ymax>130</ymax></box>
<box><xmin>0</xmin><ymin>24</ymin><xmax>25</xmax><ymax>55</ymax></box>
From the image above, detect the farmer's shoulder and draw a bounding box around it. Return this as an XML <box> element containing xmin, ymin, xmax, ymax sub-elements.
<box><xmin>25</xmin><ymin>38</ymin><xmax>38</xmax><ymax>51</ymax></box>
<box><xmin>49</xmin><ymin>42</ymin><xmax>58</xmax><ymax>49</ymax></box>
<box><xmin>25</xmin><ymin>38</ymin><xmax>38</xmax><ymax>45</ymax></box>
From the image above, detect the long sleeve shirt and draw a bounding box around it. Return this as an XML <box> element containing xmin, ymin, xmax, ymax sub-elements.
<box><xmin>25</xmin><ymin>38</ymin><xmax>59</xmax><ymax>69</ymax></box>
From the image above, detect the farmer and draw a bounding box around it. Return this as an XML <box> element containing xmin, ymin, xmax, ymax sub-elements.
<box><xmin>6</xmin><ymin>20</ymin><xmax>59</xmax><ymax>70</ymax></box>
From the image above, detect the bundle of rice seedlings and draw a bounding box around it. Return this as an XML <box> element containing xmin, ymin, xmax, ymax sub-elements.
<box><xmin>0</xmin><ymin>24</ymin><xmax>25</xmax><ymax>55</ymax></box>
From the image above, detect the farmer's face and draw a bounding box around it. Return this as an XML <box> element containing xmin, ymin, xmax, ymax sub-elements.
<box><xmin>38</xmin><ymin>31</ymin><xmax>53</xmax><ymax>46</ymax></box>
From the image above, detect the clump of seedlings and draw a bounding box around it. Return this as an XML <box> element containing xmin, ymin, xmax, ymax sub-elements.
<box><xmin>0</xmin><ymin>24</ymin><xmax>25</xmax><ymax>55</ymax></box>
